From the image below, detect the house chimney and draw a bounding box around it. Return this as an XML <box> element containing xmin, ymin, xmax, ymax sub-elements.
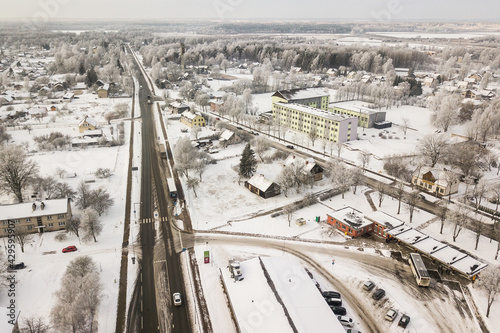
<box><xmin>32</xmin><ymin>202</ymin><xmax>36</xmax><ymax>211</ymax></box>
<box><xmin>41</xmin><ymin>202</ymin><xmax>45</xmax><ymax>210</ymax></box>
<box><xmin>293</xmin><ymin>155</ymin><xmax>295</xmax><ymax>159</ymax></box>
<box><xmin>306</xmin><ymin>161</ymin><xmax>309</xmax><ymax>165</ymax></box>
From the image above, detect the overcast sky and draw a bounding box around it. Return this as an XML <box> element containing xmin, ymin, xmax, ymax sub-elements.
<box><xmin>1</xmin><ymin>0</ymin><xmax>499</xmax><ymax>22</ymax></box>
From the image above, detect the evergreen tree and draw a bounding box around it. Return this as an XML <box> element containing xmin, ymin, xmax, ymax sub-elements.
<box><xmin>239</xmin><ymin>143</ymin><xmax>257</xmax><ymax>179</ymax></box>
<box><xmin>85</xmin><ymin>68</ymin><xmax>98</xmax><ymax>87</ymax></box>
<box><xmin>79</xmin><ymin>62</ymin><xmax>85</xmax><ymax>75</ymax></box>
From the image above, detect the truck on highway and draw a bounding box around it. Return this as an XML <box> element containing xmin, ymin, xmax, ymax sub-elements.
<box><xmin>167</xmin><ymin>177</ymin><xmax>177</xmax><ymax>198</ymax></box>
<box><xmin>147</xmin><ymin>95</ymin><xmax>151</xmax><ymax>104</ymax></box>
<box><xmin>159</xmin><ymin>143</ymin><xmax>167</xmax><ymax>159</ymax></box>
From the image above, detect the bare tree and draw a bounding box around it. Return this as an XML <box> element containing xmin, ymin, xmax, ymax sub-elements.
<box><xmin>435</xmin><ymin>201</ymin><xmax>448</xmax><ymax>234</ymax></box>
<box><xmin>53</xmin><ymin>182</ymin><xmax>76</xmax><ymax>200</ymax></box>
<box><xmin>335</xmin><ymin>142</ymin><xmax>343</xmax><ymax>159</ymax></box>
<box><xmin>0</xmin><ymin>144</ymin><xmax>39</xmax><ymax>202</ymax></box>
<box><xmin>471</xmin><ymin>214</ymin><xmax>486</xmax><ymax>251</ymax></box>
<box><xmin>186</xmin><ymin>177</ymin><xmax>200</xmax><ymax>198</ymax></box>
<box><xmin>81</xmin><ymin>208</ymin><xmax>102</xmax><ymax>242</ymax></box>
<box><xmin>55</xmin><ymin>167</ymin><xmax>67</xmax><ymax>179</ymax></box>
<box><xmin>404</xmin><ymin>192</ymin><xmax>420</xmax><ymax>223</ymax></box>
<box><xmin>308</xmin><ymin>125</ymin><xmax>319</xmax><ymax>146</ymax></box>
<box><xmin>417</xmin><ymin>134</ymin><xmax>449</xmax><ymax>167</ymax></box>
<box><xmin>76</xmin><ymin>181</ymin><xmax>92</xmax><ymax>209</ymax></box>
<box><xmin>66</xmin><ymin>216</ymin><xmax>81</xmax><ymax>240</ymax></box>
<box><xmin>253</xmin><ymin>136</ymin><xmax>270</xmax><ymax>162</ymax></box>
<box><xmin>90</xmin><ymin>188</ymin><xmax>114</xmax><ymax>216</ymax></box>
<box><xmin>394</xmin><ymin>180</ymin><xmax>405</xmax><ymax>214</ymax></box>
<box><xmin>476</xmin><ymin>265</ymin><xmax>500</xmax><ymax>318</ymax></box>
<box><xmin>283</xmin><ymin>205</ymin><xmax>295</xmax><ymax>227</ymax></box>
<box><xmin>401</xmin><ymin>117</ymin><xmax>410</xmax><ymax>138</ymax></box>
<box><xmin>13</xmin><ymin>224</ymin><xmax>32</xmax><ymax>253</ymax></box>
<box><xmin>377</xmin><ymin>182</ymin><xmax>388</xmax><ymax>208</ymax></box>
<box><xmin>467</xmin><ymin>180</ymin><xmax>487</xmax><ymax>212</ymax></box>
<box><xmin>192</xmin><ymin>126</ymin><xmax>202</xmax><ymax>140</ymax></box>
<box><xmin>51</xmin><ymin>256</ymin><xmax>102</xmax><ymax>333</ymax></box>
<box><xmin>448</xmin><ymin>206</ymin><xmax>468</xmax><ymax>242</ymax></box>
<box><xmin>20</xmin><ymin>316</ymin><xmax>49</xmax><ymax>333</ymax></box>
<box><xmin>278</xmin><ymin>166</ymin><xmax>295</xmax><ymax>197</ymax></box>
<box><xmin>358</xmin><ymin>150</ymin><xmax>371</xmax><ymax>171</ymax></box>
<box><xmin>331</xmin><ymin>164</ymin><xmax>352</xmax><ymax>199</ymax></box>
<box><xmin>351</xmin><ymin>168</ymin><xmax>363</xmax><ymax>195</ymax></box>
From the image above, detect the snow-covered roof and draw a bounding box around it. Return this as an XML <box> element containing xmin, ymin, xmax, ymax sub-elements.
<box><xmin>0</xmin><ymin>198</ymin><xmax>69</xmax><ymax>220</ymax></box>
<box><xmin>275</xmin><ymin>103</ymin><xmax>356</xmax><ymax>123</ymax></box>
<box><xmin>450</xmin><ymin>256</ymin><xmax>487</xmax><ymax>276</ymax></box>
<box><xmin>330</xmin><ymin>101</ymin><xmax>382</xmax><ymax>115</ymax></box>
<box><xmin>260</xmin><ymin>256</ymin><xmax>345</xmax><ymax>333</ymax></box>
<box><xmin>247</xmin><ymin>174</ymin><xmax>275</xmax><ymax>192</ymax></box>
<box><xmin>63</xmin><ymin>92</ymin><xmax>74</xmax><ymax>99</ymax></box>
<box><xmin>221</xmin><ymin>257</ymin><xmax>295</xmax><ymax>333</ymax></box>
<box><xmin>220</xmin><ymin>129</ymin><xmax>234</xmax><ymax>141</ymax></box>
<box><xmin>365</xmin><ymin>210</ymin><xmax>405</xmax><ymax>230</ymax></box>
<box><xmin>273</xmin><ymin>88</ymin><xmax>328</xmax><ymax>101</ymax></box>
<box><xmin>394</xmin><ymin>228</ymin><xmax>428</xmax><ymax>245</ymax></box>
<box><xmin>181</xmin><ymin>111</ymin><xmax>202</xmax><ymax>120</ymax></box>
<box><xmin>283</xmin><ymin>154</ymin><xmax>316</xmax><ymax>173</ymax></box>
<box><xmin>388</xmin><ymin>224</ymin><xmax>488</xmax><ymax>278</ymax></box>
<box><xmin>170</xmin><ymin>101</ymin><xmax>190</xmax><ymax>109</ymax></box>
<box><xmin>0</xmin><ymin>95</ymin><xmax>13</xmax><ymax>102</ymax></box>
<box><xmin>99</xmin><ymin>84</ymin><xmax>110</xmax><ymax>91</ymax></box>
<box><xmin>79</xmin><ymin>116</ymin><xmax>98</xmax><ymax>127</ymax></box>
<box><xmin>412</xmin><ymin>237</ymin><xmax>447</xmax><ymax>255</ymax></box>
<box><xmin>328</xmin><ymin>207</ymin><xmax>372</xmax><ymax>230</ymax></box>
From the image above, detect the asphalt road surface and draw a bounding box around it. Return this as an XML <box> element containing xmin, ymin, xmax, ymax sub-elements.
<box><xmin>128</xmin><ymin>45</ymin><xmax>191</xmax><ymax>333</ymax></box>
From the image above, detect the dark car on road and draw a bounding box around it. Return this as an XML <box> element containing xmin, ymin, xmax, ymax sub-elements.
<box><xmin>286</xmin><ymin>145</ymin><xmax>294</xmax><ymax>149</ymax></box>
<box><xmin>8</xmin><ymin>262</ymin><xmax>25</xmax><ymax>270</ymax></box>
<box><xmin>372</xmin><ymin>288</ymin><xmax>386</xmax><ymax>300</ymax></box>
<box><xmin>398</xmin><ymin>314</ymin><xmax>410</xmax><ymax>328</ymax></box>
<box><xmin>329</xmin><ymin>306</ymin><xmax>346</xmax><ymax>316</ymax></box>
<box><xmin>62</xmin><ymin>245</ymin><xmax>77</xmax><ymax>253</ymax></box>
<box><xmin>322</xmin><ymin>291</ymin><xmax>341</xmax><ymax>299</ymax></box>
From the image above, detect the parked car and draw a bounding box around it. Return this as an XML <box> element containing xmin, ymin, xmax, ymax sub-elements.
<box><xmin>337</xmin><ymin>315</ymin><xmax>354</xmax><ymax>327</ymax></box>
<box><xmin>286</xmin><ymin>145</ymin><xmax>294</xmax><ymax>149</ymax></box>
<box><xmin>398</xmin><ymin>314</ymin><xmax>410</xmax><ymax>328</ymax></box>
<box><xmin>329</xmin><ymin>306</ymin><xmax>346</xmax><ymax>316</ymax></box>
<box><xmin>363</xmin><ymin>280</ymin><xmax>375</xmax><ymax>291</ymax></box>
<box><xmin>372</xmin><ymin>288</ymin><xmax>385</xmax><ymax>300</ymax></box>
<box><xmin>215</xmin><ymin>117</ymin><xmax>220</xmax><ymax>120</ymax></box>
<box><xmin>236</xmin><ymin>126</ymin><xmax>243</xmax><ymax>130</ymax></box>
<box><xmin>8</xmin><ymin>262</ymin><xmax>25</xmax><ymax>270</ymax></box>
<box><xmin>326</xmin><ymin>297</ymin><xmax>342</xmax><ymax>306</ymax></box>
<box><xmin>173</xmin><ymin>292</ymin><xmax>182</xmax><ymax>306</ymax></box>
<box><xmin>251</xmin><ymin>131</ymin><xmax>259</xmax><ymax>135</ymax></box>
<box><xmin>322</xmin><ymin>291</ymin><xmax>341</xmax><ymax>299</ymax></box>
<box><xmin>62</xmin><ymin>246</ymin><xmax>77</xmax><ymax>253</ymax></box>
<box><xmin>385</xmin><ymin>308</ymin><xmax>398</xmax><ymax>321</ymax></box>
<box><xmin>346</xmin><ymin>330</ymin><xmax>362</xmax><ymax>333</ymax></box>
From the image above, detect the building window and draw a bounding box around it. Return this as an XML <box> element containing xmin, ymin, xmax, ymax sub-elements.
<box><xmin>47</xmin><ymin>215</ymin><xmax>53</xmax><ymax>220</ymax></box>
<box><xmin>26</xmin><ymin>218</ymin><xmax>31</xmax><ymax>222</ymax></box>
<box><xmin>58</xmin><ymin>214</ymin><xmax>65</xmax><ymax>219</ymax></box>
<box><xmin>48</xmin><ymin>223</ymin><xmax>54</xmax><ymax>227</ymax></box>
<box><xmin>58</xmin><ymin>222</ymin><xmax>65</xmax><ymax>226</ymax></box>
<box><xmin>27</xmin><ymin>225</ymin><xmax>33</xmax><ymax>230</ymax></box>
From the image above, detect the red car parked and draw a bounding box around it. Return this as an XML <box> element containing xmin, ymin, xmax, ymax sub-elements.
<box><xmin>62</xmin><ymin>245</ymin><xmax>77</xmax><ymax>253</ymax></box>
